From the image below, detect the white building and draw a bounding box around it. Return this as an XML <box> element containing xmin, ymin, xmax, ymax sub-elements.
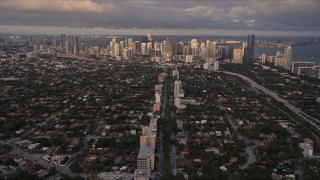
<box><xmin>299</xmin><ymin>143</ymin><xmax>313</xmax><ymax>157</ymax></box>
<box><xmin>174</xmin><ymin>80</ymin><xmax>184</xmax><ymax>98</ymax></box>
<box><xmin>283</xmin><ymin>46</ymin><xmax>292</xmax><ymax>70</ymax></box>
<box><xmin>26</xmin><ymin>51</ymin><xmax>37</xmax><ymax>59</ymax></box>
<box><xmin>185</xmin><ymin>55</ymin><xmax>193</xmax><ymax>63</ymax></box>
<box><xmin>261</xmin><ymin>54</ymin><xmax>267</xmax><ymax>64</ymax></box>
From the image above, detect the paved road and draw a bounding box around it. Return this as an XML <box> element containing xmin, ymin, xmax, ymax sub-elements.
<box><xmin>156</xmin><ymin>80</ymin><xmax>167</xmax><ymax>179</ymax></box>
<box><xmin>226</xmin><ymin>116</ymin><xmax>256</xmax><ymax>169</ymax></box>
<box><xmin>223</xmin><ymin>71</ymin><xmax>320</xmax><ymax>133</ymax></box>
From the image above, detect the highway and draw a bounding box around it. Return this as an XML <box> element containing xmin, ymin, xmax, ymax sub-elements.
<box><xmin>223</xmin><ymin>71</ymin><xmax>320</xmax><ymax>134</ymax></box>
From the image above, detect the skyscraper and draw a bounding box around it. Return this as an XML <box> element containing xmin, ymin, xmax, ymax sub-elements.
<box><xmin>73</xmin><ymin>36</ymin><xmax>79</xmax><ymax>55</ymax></box>
<box><xmin>61</xmin><ymin>34</ymin><xmax>65</xmax><ymax>48</ymax></box>
<box><xmin>233</xmin><ymin>48</ymin><xmax>243</xmax><ymax>64</ymax></box>
<box><xmin>28</xmin><ymin>36</ymin><xmax>33</xmax><ymax>46</ymax></box>
<box><xmin>283</xmin><ymin>46</ymin><xmax>292</xmax><ymax>70</ymax></box>
<box><xmin>244</xmin><ymin>34</ymin><xmax>255</xmax><ymax>64</ymax></box>
<box><xmin>147</xmin><ymin>32</ymin><xmax>152</xmax><ymax>42</ymax></box>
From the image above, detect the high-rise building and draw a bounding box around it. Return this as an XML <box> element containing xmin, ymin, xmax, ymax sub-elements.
<box><xmin>73</xmin><ymin>36</ymin><xmax>79</xmax><ymax>55</ymax></box>
<box><xmin>233</xmin><ymin>48</ymin><xmax>243</xmax><ymax>63</ymax></box>
<box><xmin>127</xmin><ymin>38</ymin><xmax>133</xmax><ymax>49</ymax></box>
<box><xmin>28</xmin><ymin>36</ymin><xmax>33</xmax><ymax>46</ymax></box>
<box><xmin>147</xmin><ymin>42</ymin><xmax>152</xmax><ymax>55</ymax></box>
<box><xmin>114</xmin><ymin>43</ymin><xmax>120</xmax><ymax>57</ymax></box>
<box><xmin>261</xmin><ymin>54</ymin><xmax>267</xmax><ymax>64</ymax></box>
<box><xmin>174</xmin><ymin>80</ymin><xmax>184</xmax><ymax>98</ymax></box>
<box><xmin>147</xmin><ymin>32</ymin><xmax>152</xmax><ymax>42</ymax></box>
<box><xmin>141</xmin><ymin>43</ymin><xmax>147</xmax><ymax>55</ymax></box>
<box><xmin>283</xmin><ymin>46</ymin><xmax>292</xmax><ymax>70</ymax></box>
<box><xmin>65</xmin><ymin>37</ymin><xmax>73</xmax><ymax>54</ymax></box>
<box><xmin>61</xmin><ymin>34</ymin><xmax>65</xmax><ymax>47</ymax></box>
<box><xmin>207</xmin><ymin>41</ymin><xmax>216</xmax><ymax>59</ymax></box>
<box><xmin>244</xmin><ymin>34</ymin><xmax>255</xmax><ymax>64</ymax></box>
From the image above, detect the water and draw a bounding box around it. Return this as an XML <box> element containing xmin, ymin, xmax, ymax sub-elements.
<box><xmin>255</xmin><ymin>45</ymin><xmax>320</xmax><ymax>64</ymax></box>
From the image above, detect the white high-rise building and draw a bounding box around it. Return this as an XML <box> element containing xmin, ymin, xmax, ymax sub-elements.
<box><xmin>141</xmin><ymin>43</ymin><xmax>147</xmax><ymax>55</ymax></box>
<box><xmin>191</xmin><ymin>39</ymin><xmax>198</xmax><ymax>49</ymax></box>
<box><xmin>261</xmin><ymin>54</ymin><xmax>267</xmax><ymax>64</ymax></box>
<box><xmin>174</xmin><ymin>80</ymin><xmax>184</xmax><ymax>98</ymax></box>
<box><xmin>283</xmin><ymin>46</ymin><xmax>292</xmax><ymax>70</ymax></box>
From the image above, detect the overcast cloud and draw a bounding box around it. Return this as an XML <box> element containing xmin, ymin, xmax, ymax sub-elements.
<box><xmin>0</xmin><ymin>0</ymin><xmax>319</xmax><ymax>35</ymax></box>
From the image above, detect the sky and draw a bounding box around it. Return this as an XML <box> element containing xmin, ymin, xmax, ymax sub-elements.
<box><xmin>0</xmin><ymin>0</ymin><xmax>320</xmax><ymax>36</ymax></box>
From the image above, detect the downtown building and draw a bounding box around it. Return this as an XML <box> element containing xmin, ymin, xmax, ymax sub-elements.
<box><xmin>243</xmin><ymin>34</ymin><xmax>255</xmax><ymax>64</ymax></box>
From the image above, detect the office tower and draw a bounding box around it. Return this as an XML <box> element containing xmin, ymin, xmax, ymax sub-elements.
<box><xmin>244</xmin><ymin>34</ymin><xmax>255</xmax><ymax>64</ymax></box>
<box><xmin>127</xmin><ymin>38</ymin><xmax>133</xmax><ymax>48</ymax></box>
<box><xmin>124</xmin><ymin>37</ymin><xmax>128</xmax><ymax>48</ymax></box>
<box><xmin>183</xmin><ymin>46</ymin><xmax>192</xmax><ymax>57</ymax></box>
<box><xmin>242</xmin><ymin>42</ymin><xmax>247</xmax><ymax>59</ymax></box>
<box><xmin>131</xmin><ymin>42</ymin><xmax>137</xmax><ymax>55</ymax></box>
<box><xmin>73</xmin><ymin>36</ymin><xmax>79</xmax><ymax>55</ymax></box>
<box><xmin>141</xmin><ymin>36</ymin><xmax>148</xmax><ymax>44</ymax></box>
<box><xmin>208</xmin><ymin>41</ymin><xmax>216</xmax><ymax>59</ymax></box>
<box><xmin>173</xmin><ymin>42</ymin><xmax>182</xmax><ymax>55</ymax></box>
<box><xmin>147</xmin><ymin>42</ymin><xmax>152</xmax><ymax>55</ymax></box>
<box><xmin>161</xmin><ymin>40</ymin><xmax>171</xmax><ymax>57</ymax></box>
<box><xmin>154</xmin><ymin>49</ymin><xmax>161</xmax><ymax>57</ymax></box>
<box><xmin>219</xmin><ymin>46</ymin><xmax>228</xmax><ymax>60</ymax></box>
<box><xmin>134</xmin><ymin>41</ymin><xmax>141</xmax><ymax>54</ymax></box>
<box><xmin>38</xmin><ymin>36</ymin><xmax>44</xmax><ymax>45</ymax></box>
<box><xmin>233</xmin><ymin>48</ymin><xmax>243</xmax><ymax>63</ymax></box>
<box><xmin>51</xmin><ymin>37</ymin><xmax>57</xmax><ymax>47</ymax></box>
<box><xmin>61</xmin><ymin>34</ymin><xmax>65</xmax><ymax>47</ymax></box>
<box><xmin>65</xmin><ymin>39</ymin><xmax>69</xmax><ymax>53</ymax></box>
<box><xmin>28</xmin><ymin>36</ymin><xmax>33</xmax><ymax>46</ymax></box>
<box><xmin>114</xmin><ymin>43</ymin><xmax>120</xmax><ymax>56</ymax></box>
<box><xmin>119</xmin><ymin>41</ymin><xmax>124</xmax><ymax>52</ymax></box>
<box><xmin>283</xmin><ymin>46</ymin><xmax>292</xmax><ymax>70</ymax></box>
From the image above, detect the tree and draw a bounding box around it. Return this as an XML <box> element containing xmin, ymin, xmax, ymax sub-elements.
<box><xmin>176</xmin><ymin>173</ymin><xmax>186</xmax><ymax>180</ymax></box>
<box><xmin>69</xmin><ymin>161</ymin><xmax>82</xmax><ymax>173</ymax></box>
<box><xmin>49</xmin><ymin>166</ymin><xmax>57</xmax><ymax>175</ymax></box>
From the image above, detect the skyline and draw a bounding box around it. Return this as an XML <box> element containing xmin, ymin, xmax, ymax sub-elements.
<box><xmin>0</xmin><ymin>0</ymin><xmax>320</xmax><ymax>36</ymax></box>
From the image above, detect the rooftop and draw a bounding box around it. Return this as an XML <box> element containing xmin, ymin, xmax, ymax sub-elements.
<box><xmin>137</xmin><ymin>146</ymin><xmax>154</xmax><ymax>160</ymax></box>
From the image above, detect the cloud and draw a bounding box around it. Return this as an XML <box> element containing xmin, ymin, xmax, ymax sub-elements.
<box><xmin>0</xmin><ymin>0</ymin><xmax>119</xmax><ymax>13</ymax></box>
<box><xmin>0</xmin><ymin>0</ymin><xmax>319</xmax><ymax>33</ymax></box>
